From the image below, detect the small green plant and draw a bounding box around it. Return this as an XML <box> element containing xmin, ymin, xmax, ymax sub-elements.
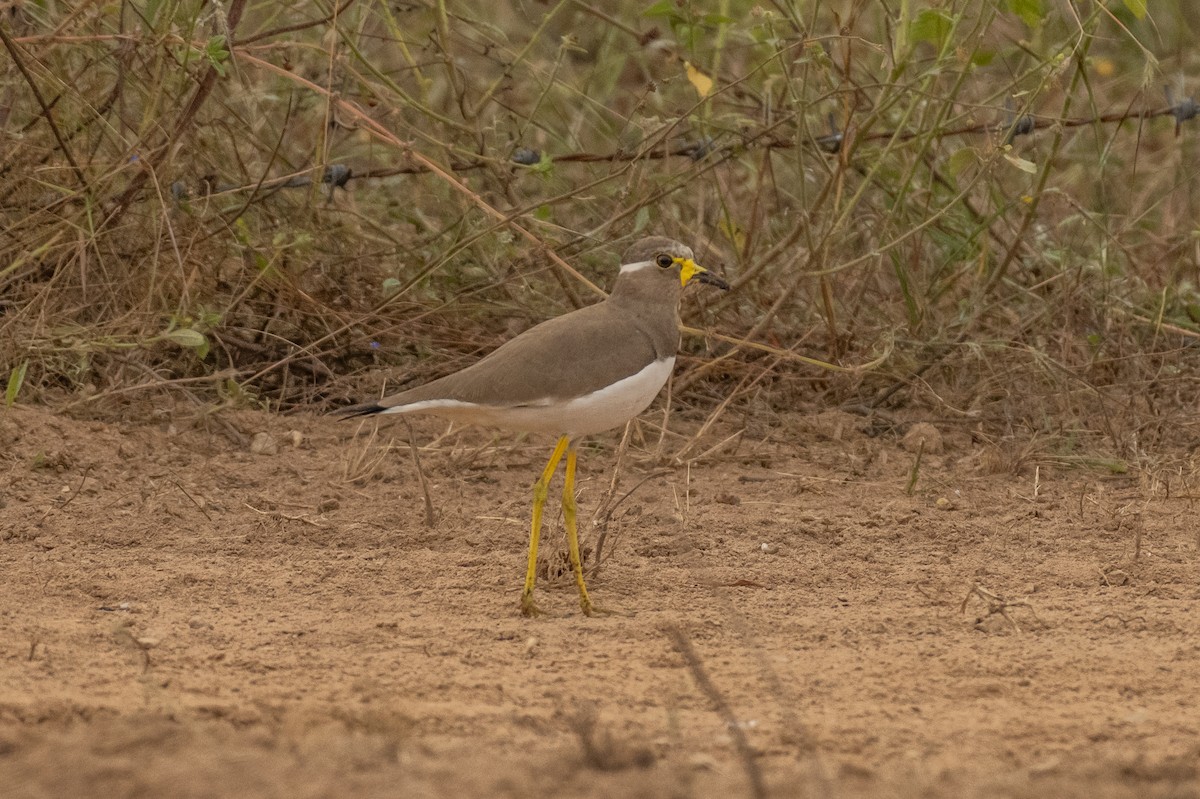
<box><xmin>5</xmin><ymin>361</ymin><xmax>28</xmax><ymax>407</ymax></box>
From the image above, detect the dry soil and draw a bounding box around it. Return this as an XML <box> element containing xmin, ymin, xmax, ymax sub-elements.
<box><xmin>1</xmin><ymin>405</ymin><xmax>1198</xmax><ymax>798</ymax></box>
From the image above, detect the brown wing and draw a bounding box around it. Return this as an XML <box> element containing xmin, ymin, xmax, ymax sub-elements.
<box><xmin>377</xmin><ymin>301</ymin><xmax>662</xmax><ymax>409</ymax></box>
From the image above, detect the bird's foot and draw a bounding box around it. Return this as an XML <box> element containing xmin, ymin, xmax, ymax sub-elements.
<box><xmin>580</xmin><ymin>598</ymin><xmax>615</xmax><ymax>617</ymax></box>
<box><xmin>520</xmin><ymin>593</ymin><xmax>544</xmax><ymax>618</ymax></box>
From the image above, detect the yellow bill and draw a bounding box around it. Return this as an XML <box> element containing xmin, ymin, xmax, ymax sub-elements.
<box><xmin>676</xmin><ymin>258</ymin><xmax>729</xmax><ymax>290</ymax></box>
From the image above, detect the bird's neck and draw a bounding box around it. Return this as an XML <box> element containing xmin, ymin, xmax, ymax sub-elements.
<box><xmin>606</xmin><ymin>280</ymin><xmax>682</xmax><ymax>357</ymax></box>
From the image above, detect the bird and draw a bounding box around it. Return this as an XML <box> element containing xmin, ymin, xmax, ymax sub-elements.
<box><xmin>337</xmin><ymin>236</ymin><xmax>728</xmax><ymax>616</ymax></box>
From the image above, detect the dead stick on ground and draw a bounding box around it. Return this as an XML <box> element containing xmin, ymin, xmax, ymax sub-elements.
<box><xmin>905</xmin><ymin>438</ymin><xmax>924</xmax><ymax>496</ymax></box>
<box><xmin>590</xmin><ymin>467</ymin><xmax>672</xmax><ymax>578</ymax></box>
<box><xmin>666</xmin><ymin>624</ymin><xmax>767</xmax><ymax>799</ymax></box>
<box><xmin>595</xmin><ymin>421</ymin><xmax>633</xmax><ymax>522</ymax></box>
<box><xmin>404</xmin><ymin>419</ymin><xmax>437</xmax><ymax>528</ymax></box>
<box><xmin>171</xmin><ymin>477</ymin><xmax>213</xmax><ymax>521</ymax></box>
<box><xmin>243</xmin><ymin>503</ymin><xmax>323</xmax><ymax>527</ymax></box>
<box><xmin>37</xmin><ymin>465</ymin><xmax>93</xmax><ymax>525</ymax></box>
<box><xmin>587</xmin><ymin>421</ymin><xmax>632</xmax><ymax>575</ymax></box>
<box><xmin>960</xmin><ymin>583</ymin><xmax>1041</xmax><ymax>633</ymax></box>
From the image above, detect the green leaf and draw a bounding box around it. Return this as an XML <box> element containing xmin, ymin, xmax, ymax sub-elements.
<box><xmin>533</xmin><ymin>152</ymin><xmax>554</xmax><ymax>174</ymax></box>
<box><xmin>144</xmin><ymin>0</ymin><xmax>163</xmax><ymax>26</ymax></box>
<box><xmin>205</xmin><ymin>35</ymin><xmax>229</xmax><ymax>77</ymax></box>
<box><xmin>1005</xmin><ymin>0</ymin><xmax>1046</xmax><ymax>28</ymax></box>
<box><xmin>891</xmin><ymin>254</ymin><xmax>921</xmax><ymax>329</ymax></box>
<box><xmin>633</xmin><ymin>206</ymin><xmax>651</xmax><ymax>233</ymax></box>
<box><xmin>909</xmin><ymin>9</ymin><xmax>953</xmax><ymax>47</ymax></box>
<box><xmin>970</xmin><ymin>49</ymin><xmax>996</xmax><ymax>67</ymax></box>
<box><xmin>642</xmin><ymin>0</ymin><xmax>682</xmax><ymax>22</ymax></box>
<box><xmin>1122</xmin><ymin>0</ymin><xmax>1147</xmax><ymax>20</ymax></box>
<box><xmin>233</xmin><ymin>217</ymin><xmax>252</xmax><ymax>245</ymax></box>
<box><xmin>163</xmin><ymin>328</ymin><xmax>208</xmax><ymax>350</ymax></box>
<box><xmin>5</xmin><ymin>360</ymin><xmax>28</xmax><ymax>407</ymax></box>
<box><xmin>381</xmin><ymin>277</ymin><xmax>401</xmax><ymax>297</ymax></box>
<box><xmin>947</xmin><ymin>147</ymin><xmax>978</xmax><ymax>180</ymax></box>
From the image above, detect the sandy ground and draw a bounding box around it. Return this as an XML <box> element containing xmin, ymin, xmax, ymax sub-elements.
<box><xmin>1</xmin><ymin>404</ymin><xmax>1198</xmax><ymax>798</ymax></box>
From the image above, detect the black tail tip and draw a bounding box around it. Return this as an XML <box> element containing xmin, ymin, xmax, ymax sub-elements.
<box><xmin>332</xmin><ymin>402</ymin><xmax>386</xmax><ymax>419</ymax></box>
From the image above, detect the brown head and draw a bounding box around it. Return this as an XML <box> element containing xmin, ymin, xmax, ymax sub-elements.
<box><xmin>609</xmin><ymin>236</ymin><xmax>728</xmax><ymax>309</ymax></box>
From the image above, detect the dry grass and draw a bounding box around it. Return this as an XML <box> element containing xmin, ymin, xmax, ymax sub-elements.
<box><xmin>2</xmin><ymin>0</ymin><xmax>1199</xmax><ymax>463</ymax></box>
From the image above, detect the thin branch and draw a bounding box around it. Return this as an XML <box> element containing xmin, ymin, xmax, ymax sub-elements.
<box><xmin>238</xmin><ymin>0</ymin><xmax>359</xmax><ymax>45</ymax></box>
<box><xmin>0</xmin><ymin>22</ymin><xmax>90</xmax><ymax>192</ymax></box>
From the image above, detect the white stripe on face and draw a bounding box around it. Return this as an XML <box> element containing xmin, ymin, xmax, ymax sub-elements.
<box><xmin>618</xmin><ymin>259</ymin><xmax>655</xmax><ymax>274</ymax></box>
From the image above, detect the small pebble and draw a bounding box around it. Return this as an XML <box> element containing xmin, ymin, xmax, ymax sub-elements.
<box><xmin>902</xmin><ymin>422</ymin><xmax>944</xmax><ymax>454</ymax></box>
<box><xmin>249</xmin><ymin>432</ymin><xmax>278</xmax><ymax>455</ymax></box>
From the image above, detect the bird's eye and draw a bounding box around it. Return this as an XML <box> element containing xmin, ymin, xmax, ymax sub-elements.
<box><xmin>655</xmin><ymin>254</ymin><xmax>674</xmax><ymax>268</ymax></box>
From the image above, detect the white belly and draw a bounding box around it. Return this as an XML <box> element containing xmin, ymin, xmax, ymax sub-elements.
<box><xmin>384</xmin><ymin>357</ymin><xmax>675</xmax><ymax>437</ymax></box>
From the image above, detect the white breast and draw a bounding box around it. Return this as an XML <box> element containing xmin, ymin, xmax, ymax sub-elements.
<box><xmin>382</xmin><ymin>357</ymin><xmax>676</xmax><ymax>437</ymax></box>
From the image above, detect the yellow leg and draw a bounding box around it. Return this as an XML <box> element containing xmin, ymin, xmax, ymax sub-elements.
<box><xmin>562</xmin><ymin>444</ymin><xmax>597</xmax><ymax>616</ymax></box>
<box><xmin>521</xmin><ymin>435</ymin><xmax>570</xmax><ymax>617</ymax></box>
